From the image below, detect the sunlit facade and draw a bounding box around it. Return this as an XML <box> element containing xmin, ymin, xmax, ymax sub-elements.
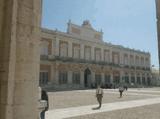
<box><xmin>40</xmin><ymin>20</ymin><xmax>151</xmax><ymax>89</ymax></box>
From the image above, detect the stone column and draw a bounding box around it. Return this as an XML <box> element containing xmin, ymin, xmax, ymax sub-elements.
<box><xmin>91</xmin><ymin>46</ymin><xmax>95</xmax><ymax>61</ymax></box>
<box><xmin>140</xmin><ymin>73</ymin><xmax>142</xmax><ymax>85</ymax></box>
<box><xmin>120</xmin><ymin>71</ymin><xmax>124</xmax><ymax>83</ymax></box>
<box><xmin>135</xmin><ymin>73</ymin><xmax>137</xmax><ymax>84</ymax></box>
<box><xmin>0</xmin><ymin>0</ymin><xmax>42</xmax><ymax>119</ymax></box>
<box><xmin>68</xmin><ymin>71</ymin><xmax>72</xmax><ymax>85</ymax></box>
<box><xmin>91</xmin><ymin>71</ymin><xmax>95</xmax><ymax>85</ymax></box>
<box><xmin>55</xmin><ymin>69</ymin><xmax>59</xmax><ymax>85</ymax></box>
<box><xmin>145</xmin><ymin>73</ymin><xmax>147</xmax><ymax>85</ymax></box>
<box><xmin>55</xmin><ymin>37</ymin><xmax>60</xmax><ymax>56</ymax></box>
<box><xmin>101</xmin><ymin>48</ymin><xmax>104</xmax><ymax>62</ymax></box>
<box><xmin>120</xmin><ymin>52</ymin><xmax>124</xmax><ymax>65</ymax></box>
<box><xmin>101</xmin><ymin>73</ymin><xmax>105</xmax><ymax>86</ymax></box>
<box><xmin>110</xmin><ymin>50</ymin><xmax>112</xmax><ymax>63</ymax></box>
<box><xmin>80</xmin><ymin>71</ymin><xmax>84</xmax><ymax>87</ymax></box>
<box><xmin>50</xmin><ymin>64</ymin><xmax>55</xmax><ymax>84</ymax></box>
<box><xmin>110</xmin><ymin>72</ymin><xmax>113</xmax><ymax>84</ymax></box>
<box><xmin>128</xmin><ymin>72</ymin><xmax>131</xmax><ymax>84</ymax></box>
<box><xmin>80</xmin><ymin>44</ymin><xmax>84</xmax><ymax>59</ymax></box>
<box><xmin>68</xmin><ymin>42</ymin><xmax>72</xmax><ymax>57</ymax></box>
<box><xmin>128</xmin><ymin>54</ymin><xmax>130</xmax><ymax>66</ymax></box>
<box><xmin>51</xmin><ymin>40</ymin><xmax>55</xmax><ymax>55</ymax></box>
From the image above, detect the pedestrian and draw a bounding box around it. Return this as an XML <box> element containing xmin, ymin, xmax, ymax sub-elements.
<box><xmin>96</xmin><ymin>85</ymin><xmax>103</xmax><ymax>109</ymax></box>
<box><xmin>119</xmin><ymin>86</ymin><xmax>124</xmax><ymax>98</ymax></box>
<box><xmin>40</xmin><ymin>89</ymin><xmax>49</xmax><ymax>119</ymax></box>
<box><xmin>123</xmin><ymin>85</ymin><xmax>128</xmax><ymax>91</ymax></box>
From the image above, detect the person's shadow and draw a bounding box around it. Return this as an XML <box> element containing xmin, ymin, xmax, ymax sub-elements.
<box><xmin>92</xmin><ymin>106</ymin><xmax>101</xmax><ymax>110</ymax></box>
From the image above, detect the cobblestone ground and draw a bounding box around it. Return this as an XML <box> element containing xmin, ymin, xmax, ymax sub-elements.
<box><xmin>67</xmin><ymin>104</ymin><xmax>160</xmax><ymax>119</ymax></box>
<box><xmin>48</xmin><ymin>89</ymin><xmax>153</xmax><ymax>109</ymax></box>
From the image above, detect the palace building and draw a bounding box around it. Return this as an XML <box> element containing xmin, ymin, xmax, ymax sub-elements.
<box><xmin>40</xmin><ymin>20</ymin><xmax>151</xmax><ymax>89</ymax></box>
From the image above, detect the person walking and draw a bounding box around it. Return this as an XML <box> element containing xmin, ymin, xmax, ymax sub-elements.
<box><xmin>119</xmin><ymin>86</ymin><xmax>124</xmax><ymax>98</ymax></box>
<box><xmin>96</xmin><ymin>85</ymin><xmax>104</xmax><ymax>109</ymax></box>
<box><xmin>40</xmin><ymin>89</ymin><xmax>49</xmax><ymax>119</ymax></box>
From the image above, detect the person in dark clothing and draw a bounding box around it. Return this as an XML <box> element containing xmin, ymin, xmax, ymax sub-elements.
<box><xmin>119</xmin><ymin>86</ymin><xmax>124</xmax><ymax>98</ymax></box>
<box><xmin>123</xmin><ymin>85</ymin><xmax>128</xmax><ymax>91</ymax></box>
<box><xmin>40</xmin><ymin>90</ymin><xmax>49</xmax><ymax>119</ymax></box>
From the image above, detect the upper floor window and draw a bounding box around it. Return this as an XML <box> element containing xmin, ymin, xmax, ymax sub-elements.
<box><xmin>60</xmin><ymin>41</ymin><xmax>68</xmax><ymax>57</ymax></box>
<box><xmin>136</xmin><ymin>56</ymin><xmax>140</xmax><ymax>66</ymax></box>
<box><xmin>95</xmin><ymin>48</ymin><xmax>101</xmax><ymax>61</ymax></box>
<box><xmin>141</xmin><ymin>57</ymin><xmax>144</xmax><ymax>66</ymax></box>
<box><xmin>73</xmin><ymin>44</ymin><xmax>80</xmax><ymax>59</ymax></box>
<box><xmin>112</xmin><ymin>52</ymin><xmax>119</xmax><ymax>64</ymax></box>
<box><xmin>84</xmin><ymin>46</ymin><xmax>91</xmax><ymax>60</ymax></box>
<box><xmin>104</xmin><ymin>50</ymin><xmax>110</xmax><ymax>63</ymax></box>
<box><xmin>130</xmin><ymin>55</ymin><xmax>134</xmax><ymax>65</ymax></box>
<box><xmin>40</xmin><ymin>41</ymin><xmax>49</xmax><ymax>55</ymax></box>
<box><xmin>124</xmin><ymin>54</ymin><xmax>129</xmax><ymax>65</ymax></box>
<box><xmin>145</xmin><ymin>58</ymin><xmax>150</xmax><ymax>67</ymax></box>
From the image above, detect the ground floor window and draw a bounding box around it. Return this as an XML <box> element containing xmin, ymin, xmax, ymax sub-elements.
<box><xmin>137</xmin><ymin>77</ymin><xmax>141</xmax><ymax>84</ymax></box>
<box><xmin>39</xmin><ymin>71</ymin><xmax>48</xmax><ymax>86</ymax></box>
<box><xmin>147</xmin><ymin>77</ymin><xmax>151</xmax><ymax>85</ymax></box>
<box><xmin>105</xmin><ymin>75</ymin><xmax>110</xmax><ymax>84</ymax></box>
<box><xmin>72</xmin><ymin>72</ymin><xmax>80</xmax><ymax>84</ymax></box>
<box><xmin>59</xmin><ymin>71</ymin><xmax>68</xmax><ymax>84</ymax></box>
<box><xmin>124</xmin><ymin>76</ymin><xmax>129</xmax><ymax>84</ymax></box>
<box><xmin>113</xmin><ymin>76</ymin><xmax>120</xmax><ymax>84</ymax></box>
<box><xmin>131</xmin><ymin>77</ymin><xmax>135</xmax><ymax>83</ymax></box>
<box><xmin>142</xmin><ymin>77</ymin><xmax>146</xmax><ymax>84</ymax></box>
<box><xmin>95</xmin><ymin>74</ymin><xmax>101</xmax><ymax>86</ymax></box>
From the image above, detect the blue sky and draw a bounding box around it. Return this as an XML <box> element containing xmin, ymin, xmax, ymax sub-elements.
<box><xmin>42</xmin><ymin>0</ymin><xmax>158</xmax><ymax>67</ymax></box>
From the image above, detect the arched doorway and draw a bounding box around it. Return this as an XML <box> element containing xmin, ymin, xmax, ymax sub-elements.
<box><xmin>84</xmin><ymin>68</ymin><xmax>91</xmax><ymax>87</ymax></box>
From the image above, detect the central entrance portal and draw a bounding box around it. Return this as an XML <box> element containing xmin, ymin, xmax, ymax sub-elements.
<box><xmin>84</xmin><ymin>68</ymin><xmax>91</xmax><ymax>88</ymax></box>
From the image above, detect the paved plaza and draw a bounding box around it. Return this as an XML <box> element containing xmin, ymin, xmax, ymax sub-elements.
<box><xmin>45</xmin><ymin>88</ymin><xmax>160</xmax><ymax>119</ymax></box>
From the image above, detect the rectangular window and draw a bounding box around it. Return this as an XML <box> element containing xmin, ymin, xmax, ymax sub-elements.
<box><xmin>39</xmin><ymin>72</ymin><xmax>48</xmax><ymax>85</ymax></box>
<box><xmin>95</xmin><ymin>74</ymin><xmax>101</xmax><ymax>85</ymax></box>
<box><xmin>131</xmin><ymin>77</ymin><xmax>135</xmax><ymax>83</ymax></box>
<box><xmin>95</xmin><ymin>48</ymin><xmax>101</xmax><ymax>61</ymax></box>
<box><xmin>72</xmin><ymin>72</ymin><xmax>80</xmax><ymax>84</ymax></box>
<box><xmin>105</xmin><ymin>75</ymin><xmax>110</xmax><ymax>84</ymax></box>
<box><xmin>59</xmin><ymin>41</ymin><xmax>68</xmax><ymax>57</ymax></box>
<box><xmin>137</xmin><ymin>77</ymin><xmax>141</xmax><ymax>84</ymax></box>
<box><xmin>73</xmin><ymin>44</ymin><xmax>80</xmax><ymax>59</ymax></box>
<box><xmin>104</xmin><ymin>50</ymin><xmax>110</xmax><ymax>63</ymax></box>
<box><xmin>84</xmin><ymin>46</ymin><xmax>91</xmax><ymax>60</ymax></box>
<box><xmin>59</xmin><ymin>71</ymin><xmax>68</xmax><ymax>84</ymax></box>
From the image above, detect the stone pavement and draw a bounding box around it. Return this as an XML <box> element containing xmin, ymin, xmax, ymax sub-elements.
<box><xmin>45</xmin><ymin>88</ymin><xmax>160</xmax><ymax>119</ymax></box>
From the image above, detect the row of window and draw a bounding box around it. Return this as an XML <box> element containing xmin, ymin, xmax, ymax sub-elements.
<box><xmin>39</xmin><ymin>71</ymin><xmax>151</xmax><ymax>85</ymax></box>
<box><xmin>41</xmin><ymin>41</ymin><xmax>150</xmax><ymax>66</ymax></box>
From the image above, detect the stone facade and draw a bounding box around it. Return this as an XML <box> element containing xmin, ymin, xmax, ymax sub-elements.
<box><xmin>40</xmin><ymin>20</ymin><xmax>151</xmax><ymax>89</ymax></box>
